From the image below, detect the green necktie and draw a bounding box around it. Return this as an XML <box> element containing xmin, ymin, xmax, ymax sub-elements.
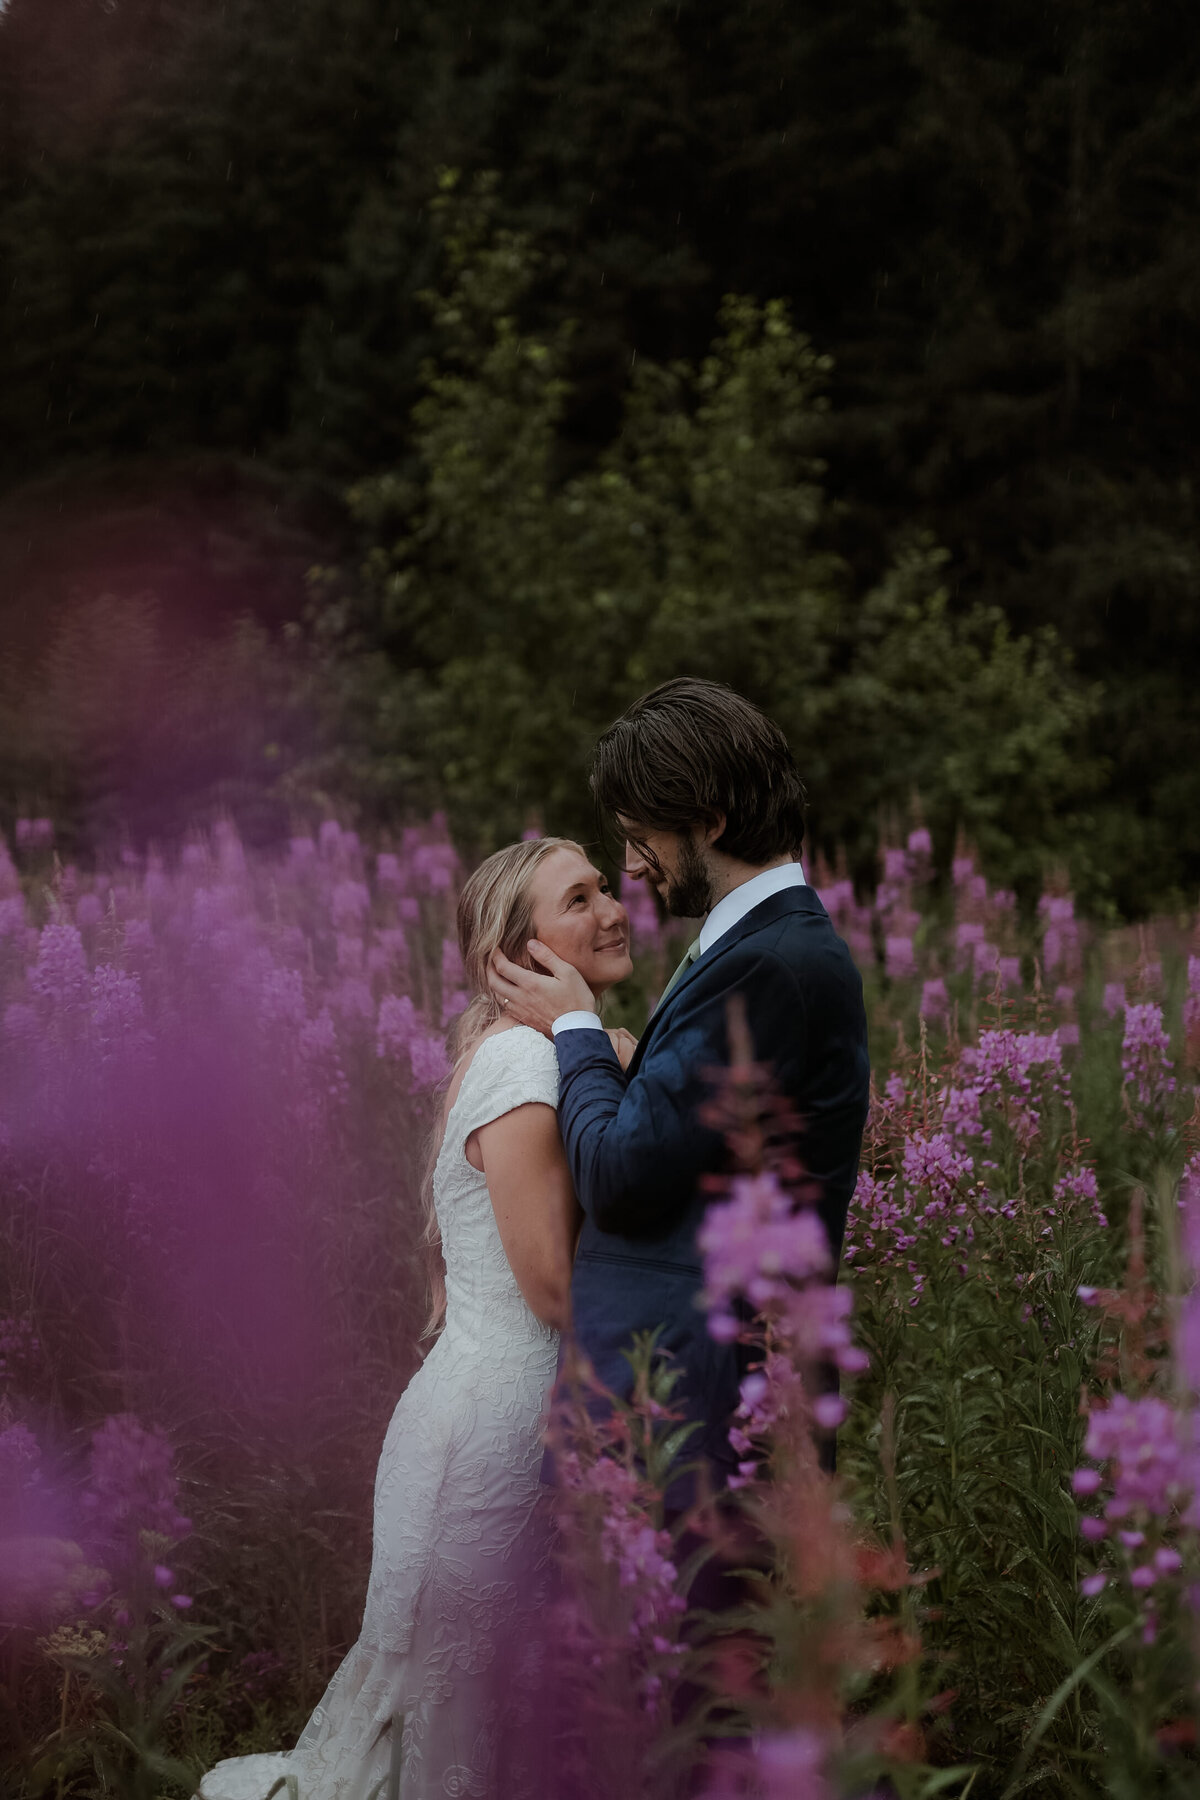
<box><xmin>656</xmin><ymin>937</ymin><xmax>701</xmax><ymax>1010</ymax></box>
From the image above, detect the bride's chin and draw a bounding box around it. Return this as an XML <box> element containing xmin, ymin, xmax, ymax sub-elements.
<box><xmin>590</xmin><ymin>961</ymin><xmax>634</xmax><ymax>996</ymax></box>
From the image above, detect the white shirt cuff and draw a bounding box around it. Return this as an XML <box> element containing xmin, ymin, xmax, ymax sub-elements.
<box><xmin>551</xmin><ymin>1010</ymin><xmax>605</xmax><ymax>1036</ymax></box>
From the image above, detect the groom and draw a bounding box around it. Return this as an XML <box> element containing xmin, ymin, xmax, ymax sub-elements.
<box><xmin>490</xmin><ymin>677</ymin><xmax>870</xmax><ymax>1495</ymax></box>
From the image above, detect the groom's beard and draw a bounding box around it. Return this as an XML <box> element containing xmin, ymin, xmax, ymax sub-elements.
<box><xmin>664</xmin><ymin>837</ymin><xmax>717</xmax><ymax>919</ymax></box>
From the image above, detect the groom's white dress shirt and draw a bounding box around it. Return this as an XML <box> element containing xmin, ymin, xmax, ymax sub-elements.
<box><xmin>551</xmin><ymin>859</ymin><xmax>807</xmax><ymax>1036</ymax></box>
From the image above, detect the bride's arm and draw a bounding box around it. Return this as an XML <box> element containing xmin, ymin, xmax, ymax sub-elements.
<box><xmin>467</xmin><ymin>1102</ymin><xmax>579</xmax><ymax>1331</ymax></box>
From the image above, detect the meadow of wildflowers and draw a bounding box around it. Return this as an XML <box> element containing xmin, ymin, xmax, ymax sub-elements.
<box><xmin>0</xmin><ymin>815</ymin><xmax>1198</xmax><ymax>1796</ymax></box>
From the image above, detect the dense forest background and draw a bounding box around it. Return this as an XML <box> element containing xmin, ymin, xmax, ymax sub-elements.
<box><xmin>1</xmin><ymin>0</ymin><xmax>1199</xmax><ymax>914</ymax></box>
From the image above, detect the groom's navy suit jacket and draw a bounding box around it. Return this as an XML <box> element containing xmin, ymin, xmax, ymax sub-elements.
<box><xmin>554</xmin><ymin>883</ymin><xmax>870</xmax><ymax>1497</ymax></box>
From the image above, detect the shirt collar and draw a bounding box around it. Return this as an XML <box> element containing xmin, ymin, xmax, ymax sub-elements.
<box><xmin>697</xmin><ymin>861</ymin><xmax>807</xmax><ymax>956</ymax></box>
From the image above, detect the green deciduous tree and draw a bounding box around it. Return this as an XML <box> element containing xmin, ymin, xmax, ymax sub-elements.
<box><xmin>306</xmin><ymin>177</ymin><xmax>1102</xmax><ymax>894</ymax></box>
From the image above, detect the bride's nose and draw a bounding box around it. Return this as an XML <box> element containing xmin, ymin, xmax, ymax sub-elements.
<box><xmin>598</xmin><ymin>891</ymin><xmax>627</xmax><ymax>930</ymax></box>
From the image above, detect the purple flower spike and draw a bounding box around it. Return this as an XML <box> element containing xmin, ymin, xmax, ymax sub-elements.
<box><xmin>1121</xmin><ymin>1002</ymin><xmax>1176</xmax><ymax>1129</ymax></box>
<box><xmin>1080</xmin><ymin>1573</ymin><xmax>1106</xmax><ymax>1598</ymax></box>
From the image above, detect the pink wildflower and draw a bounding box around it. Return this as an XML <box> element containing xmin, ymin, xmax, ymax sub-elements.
<box><xmin>902</xmin><ymin>1132</ymin><xmax>974</xmax><ymax>1208</ymax></box>
<box><xmin>884</xmin><ymin>935</ymin><xmax>916</xmax><ymax>980</ymax></box>
<box><xmin>83</xmin><ymin>1414</ymin><xmax>191</xmax><ymax>1562</ymax></box>
<box><xmin>376</xmin><ymin>994</ymin><xmax>419</xmax><ymax>1059</ymax></box>
<box><xmin>410</xmin><ymin>1033</ymin><xmax>451</xmax><ymax>1089</ymax></box>
<box><xmin>1121</xmin><ymin>1003</ymin><xmax>1176</xmax><ymax>1128</ymax></box>
<box><xmin>30</xmin><ymin>924</ymin><xmax>89</xmax><ymax>1014</ymax></box>
<box><xmin>699</xmin><ymin>1173</ymin><xmax>831</xmax><ymax>1322</ymax></box>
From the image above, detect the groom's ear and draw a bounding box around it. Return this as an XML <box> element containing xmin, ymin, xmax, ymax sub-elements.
<box><xmin>701</xmin><ymin>811</ymin><xmax>727</xmax><ymax>849</ymax></box>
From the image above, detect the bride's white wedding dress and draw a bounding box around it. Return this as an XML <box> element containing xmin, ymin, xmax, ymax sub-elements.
<box><xmin>198</xmin><ymin>1025</ymin><xmax>562</xmax><ymax>1800</ymax></box>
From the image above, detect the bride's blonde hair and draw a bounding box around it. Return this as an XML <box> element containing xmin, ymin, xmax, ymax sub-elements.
<box><xmin>421</xmin><ymin>836</ymin><xmax>587</xmax><ymax>1339</ymax></box>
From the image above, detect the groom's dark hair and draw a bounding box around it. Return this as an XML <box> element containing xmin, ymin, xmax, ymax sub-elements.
<box><xmin>591</xmin><ymin>678</ymin><xmax>806</xmax><ymax>864</ymax></box>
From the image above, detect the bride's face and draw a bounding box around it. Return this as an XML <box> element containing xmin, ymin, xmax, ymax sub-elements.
<box><xmin>527</xmin><ymin>848</ymin><xmax>633</xmax><ymax>995</ymax></box>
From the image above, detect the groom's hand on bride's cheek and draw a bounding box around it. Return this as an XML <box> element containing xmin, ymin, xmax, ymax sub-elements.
<box><xmin>488</xmin><ymin>944</ymin><xmax>595</xmax><ymax>1036</ymax></box>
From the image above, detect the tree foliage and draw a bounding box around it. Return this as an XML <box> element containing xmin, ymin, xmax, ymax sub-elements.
<box><xmin>2</xmin><ymin>0</ymin><xmax>1198</xmax><ymax>906</ymax></box>
<box><xmin>307</xmin><ymin>178</ymin><xmax>1101</xmax><ymax>893</ymax></box>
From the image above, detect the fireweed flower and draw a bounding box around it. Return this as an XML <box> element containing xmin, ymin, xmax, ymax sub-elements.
<box><xmin>336</xmin><ymin>932</ymin><xmax>365</xmax><ymax>974</ymax></box>
<box><xmin>372</xmin><ymin>925</ymin><xmax>409</xmax><ymax>973</ymax></box>
<box><xmin>331</xmin><ymin>879</ymin><xmax>371</xmax><ymax>931</ymax></box>
<box><xmin>972</xmin><ymin>940</ymin><xmax>1001</xmax><ymax>985</ymax></box>
<box><xmin>901</xmin><ymin>1133</ymin><xmax>974</xmax><ymax>1209</ymax></box>
<box><xmin>940</xmin><ymin>1085</ymin><xmax>986</xmax><ymax>1143</ymax></box>
<box><xmin>1073</xmin><ymin>1395</ymin><xmax>1199</xmax><ymax>1605</ymax></box>
<box><xmin>256</xmin><ymin>964</ymin><xmax>308</xmax><ymax>1032</ymax></box>
<box><xmin>90</xmin><ymin>965</ymin><xmax>150</xmax><ymax>1059</ymax></box>
<box><xmin>700</xmin><ymin>1169</ymin><xmax>866</xmax><ymax>1489</ymax></box>
<box><xmin>552</xmin><ymin>1447</ymin><xmax>685</xmax><ymax>1693</ymax></box>
<box><xmin>954</xmin><ymin>921</ymin><xmax>985</xmax><ymax>972</ymax></box>
<box><xmin>1039</xmin><ymin>894</ymin><xmax>1081</xmax><ymax>974</ymax></box>
<box><xmin>332</xmin><ymin>976</ymin><xmax>375</xmax><ymax>1025</ymax></box>
<box><xmin>884</xmin><ymin>935</ymin><xmax>916</xmax><ymax>980</ymax></box>
<box><xmin>881</xmin><ymin>1071</ymin><xmax>907</xmax><ymax>1112</ymax></box>
<box><xmin>411</xmin><ymin>840</ymin><xmax>458</xmax><ymax>894</ymax></box>
<box><xmin>971</xmin><ymin>1028</ymin><xmax>1066</xmax><ymax>1146</ymax></box>
<box><xmin>82</xmin><ymin>1414</ymin><xmax>191</xmax><ymax>1565</ymax></box>
<box><xmin>844</xmin><ymin>1171</ymin><xmax>908</xmax><ymax>1270</ymax></box>
<box><xmin>698</xmin><ymin>1172</ymin><xmax>832</xmax><ymax>1338</ymax></box>
<box><xmin>1052</xmin><ymin>1167</ymin><xmax>1107</xmax><ymax>1229</ymax></box>
<box><xmin>410</xmin><ymin>1033</ymin><xmax>451</xmax><ymax>1089</ymax></box>
<box><xmin>30</xmin><ymin>924</ymin><xmax>90</xmax><ymax>1015</ymax></box>
<box><xmin>1103</xmin><ymin>982</ymin><xmax>1127</xmax><ymax>1020</ymax></box>
<box><xmin>1121</xmin><ymin>1003</ymin><xmax>1176</xmax><ymax>1129</ymax></box>
<box><xmin>920</xmin><ymin>977</ymin><xmax>949</xmax><ymax>1022</ymax></box>
<box><xmin>998</xmin><ymin>955</ymin><xmax>1022</xmax><ymax>991</ymax></box>
<box><xmin>376</xmin><ymin>994</ymin><xmax>419</xmax><ymax>1059</ymax></box>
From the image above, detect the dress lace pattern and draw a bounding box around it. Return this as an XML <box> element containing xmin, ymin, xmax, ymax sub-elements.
<box><xmin>196</xmin><ymin>1026</ymin><xmax>562</xmax><ymax>1800</ymax></box>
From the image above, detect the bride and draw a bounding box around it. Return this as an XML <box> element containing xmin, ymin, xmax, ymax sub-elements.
<box><xmin>197</xmin><ymin>837</ymin><xmax>634</xmax><ymax>1800</ymax></box>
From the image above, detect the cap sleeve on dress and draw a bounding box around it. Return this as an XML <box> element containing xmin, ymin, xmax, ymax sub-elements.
<box><xmin>453</xmin><ymin>1026</ymin><xmax>561</xmax><ymax>1145</ymax></box>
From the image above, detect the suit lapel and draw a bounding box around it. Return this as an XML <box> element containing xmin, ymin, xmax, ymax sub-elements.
<box><xmin>627</xmin><ymin>885</ymin><xmax>829</xmax><ymax>1077</ymax></box>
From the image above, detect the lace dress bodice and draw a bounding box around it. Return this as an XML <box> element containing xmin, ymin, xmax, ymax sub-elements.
<box><xmin>433</xmin><ymin>1025</ymin><xmax>563</xmax><ymax>1357</ymax></box>
<box><xmin>197</xmin><ymin>1025</ymin><xmax>562</xmax><ymax>1800</ymax></box>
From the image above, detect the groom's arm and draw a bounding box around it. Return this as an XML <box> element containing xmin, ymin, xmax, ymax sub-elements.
<box><xmin>555</xmin><ymin>946</ymin><xmax>806</xmax><ymax>1237</ymax></box>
